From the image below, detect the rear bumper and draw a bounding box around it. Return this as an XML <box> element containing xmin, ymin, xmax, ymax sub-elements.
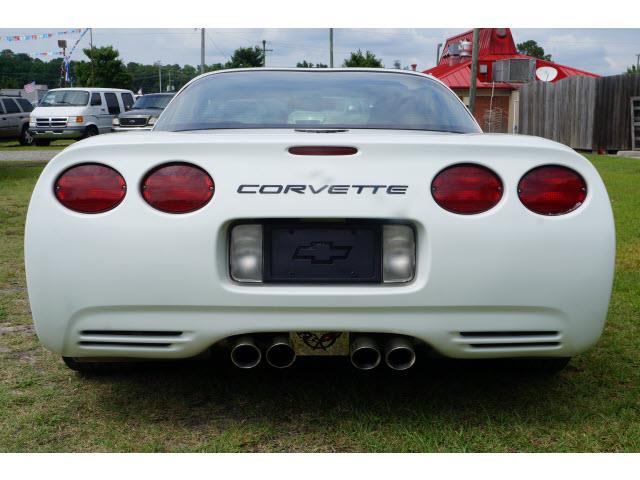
<box><xmin>27</xmin><ymin>210</ymin><xmax>613</xmax><ymax>360</ymax></box>
<box><xmin>61</xmin><ymin>305</ymin><xmax>575</xmax><ymax>360</ymax></box>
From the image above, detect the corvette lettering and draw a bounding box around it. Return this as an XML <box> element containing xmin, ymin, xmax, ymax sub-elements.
<box><xmin>237</xmin><ymin>184</ymin><xmax>408</xmax><ymax>194</ymax></box>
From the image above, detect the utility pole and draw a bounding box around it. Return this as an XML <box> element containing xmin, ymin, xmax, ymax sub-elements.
<box><xmin>636</xmin><ymin>53</ymin><xmax>640</xmax><ymax>71</ymax></box>
<box><xmin>58</xmin><ymin>40</ymin><xmax>67</xmax><ymax>87</ymax></box>
<box><xmin>329</xmin><ymin>28</ymin><xmax>334</xmax><ymax>68</ymax></box>
<box><xmin>436</xmin><ymin>43</ymin><xmax>443</xmax><ymax>65</ymax></box>
<box><xmin>262</xmin><ymin>40</ymin><xmax>273</xmax><ymax>67</ymax></box>
<box><xmin>90</xmin><ymin>28</ymin><xmax>94</xmax><ymax>87</ymax></box>
<box><xmin>200</xmin><ymin>28</ymin><xmax>205</xmax><ymax>74</ymax></box>
<box><xmin>469</xmin><ymin>28</ymin><xmax>480</xmax><ymax>115</ymax></box>
<box><xmin>155</xmin><ymin>61</ymin><xmax>162</xmax><ymax>92</ymax></box>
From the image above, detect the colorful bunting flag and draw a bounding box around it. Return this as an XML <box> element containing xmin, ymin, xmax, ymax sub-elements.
<box><xmin>3</xmin><ymin>29</ymin><xmax>83</xmax><ymax>42</ymax></box>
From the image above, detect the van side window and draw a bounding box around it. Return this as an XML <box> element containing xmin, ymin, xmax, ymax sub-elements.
<box><xmin>90</xmin><ymin>93</ymin><xmax>102</xmax><ymax>106</ymax></box>
<box><xmin>122</xmin><ymin>93</ymin><xmax>134</xmax><ymax>110</ymax></box>
<box><xmin>16</xmin><ymin>98</ymin><xmax>34</xmax><ymax>112</ymax></box>
<box><xmin>2</xmin><ymin>98</ymin><xmax>20</xmax><ymax>114</ymax></box>
<box><xmin>104</xmin><ymin>93</ymin><xmax>121</xmax><ymax>115</ymax></box>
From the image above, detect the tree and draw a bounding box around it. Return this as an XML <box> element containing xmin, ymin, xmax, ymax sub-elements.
<box><xmin>74</xmin><ymin>46</ymin><xmax>132</xmax><ymax>89</ymax></box>
<box><xmin>342</xmin><ymin>50</ymin><xmax>383</xmax><ymax>68</ymax></box>
<box><xmin>225</xmin><ymin>46</ymin><xmax>264</xmax><ymax>68</ymax></box>
<box><xmin>517</xmin><ymin>40</ymin><xmax>552</xmax><ymax>61</ymax></box>
<box><xmin>296</xmin><ymin>60</ymin><xmax>328</xmax><ymax>68</ymax></box>
<box><xmin>0</xmin><ymin>49</ymin><xmax>65</xmax><ymax>88</ymax></box>
<box><xmin>627</xmin><ymin>65</ymin><xmax>640</xmax><ymax>75</ymax></box>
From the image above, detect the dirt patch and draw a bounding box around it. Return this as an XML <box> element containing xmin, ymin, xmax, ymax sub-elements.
<box><xmin>0</xmin><ymin>324</ymin><xmax>34</xmax><ymax>335</ymax></box>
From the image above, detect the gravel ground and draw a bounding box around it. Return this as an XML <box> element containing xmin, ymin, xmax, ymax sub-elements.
<box><xmin>0</xmin><ymin>150</ymin><xmax>61</xmax><ymax>162</ymax></box>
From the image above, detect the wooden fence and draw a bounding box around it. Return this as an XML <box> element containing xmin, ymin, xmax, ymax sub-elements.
<box><xmin>518</xmin><ymin>74</ymin><xmax>640</xmax><ymax>151</ymax></box>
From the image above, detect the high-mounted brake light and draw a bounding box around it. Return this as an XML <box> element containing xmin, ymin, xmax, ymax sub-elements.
<box><xmin>431</xmin><ymin>163</ymin><xmax>503</xmax><ymax>214</ymax></box>
<box><xmin>141</xmin><ymin>162</ymin><xmax>214</xmax><ymax>213</ymax></box>
<box><xmin>288</xmin><ymin>146</ymin><xmax>358</xmax><ymax>156</ymax></box>
<box><xmin>518</xmin><ymin>165</ymin><xmax>587</xmax><ymax>216</ymax></box>
<box><xmin>54</xmin><ymin>163</ymin><xmax>126</xmax><ymax>213</ymax></box>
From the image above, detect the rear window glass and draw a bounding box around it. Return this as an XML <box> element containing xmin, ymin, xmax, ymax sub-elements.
<box><xmin>154</xmin><ymin>70</ymin><xmax>480</xmax><ymax>134</ymax></box>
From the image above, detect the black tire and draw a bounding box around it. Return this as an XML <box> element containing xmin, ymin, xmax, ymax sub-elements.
<box><xmin>82</xmin><ymin>125</ymin><xmax>99</xmax><ymax>139</ymax></box>
<box><xmin>62</xmin><ymin>356</ymin><xmax>126</xmax><ymax>375</ymax></box>
<box><xmin>19</xmin><ymin>125</ymin><xmax>34</xmax><ymax>146</ymax></box>
<box><xmin>34</xmin><ymin>139</ymin><xmax>51</xmax><ymax>147</ymax></box>
<box><xmin>512</xmin><ymin>357</ymin><xmax>571</xmax><ymax>374</ymax></box>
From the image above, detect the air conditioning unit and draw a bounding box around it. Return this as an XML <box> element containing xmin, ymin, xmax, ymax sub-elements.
<box><xmin>492</xmin><ymin>59</ymin><xmax>536</xmax><ymax>83</ymax></box>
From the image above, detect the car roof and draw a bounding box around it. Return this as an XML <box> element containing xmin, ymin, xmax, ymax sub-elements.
<box><xmin>47</xmin><ymin>88</ymin><xmax>134</xmax><ymax>93</ymax></box>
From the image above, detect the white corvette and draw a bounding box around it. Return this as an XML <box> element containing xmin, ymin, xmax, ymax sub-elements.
<box><xmin>25</xmin><ymin>69</ymin><xmax>615</xmax><ymax>374</ymax></box>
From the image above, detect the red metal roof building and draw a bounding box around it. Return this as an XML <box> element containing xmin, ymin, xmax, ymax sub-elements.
<box><xmin>424</xmin><ymin>28</ymin><xmax>599</xmax><ymax>133</ymax></box>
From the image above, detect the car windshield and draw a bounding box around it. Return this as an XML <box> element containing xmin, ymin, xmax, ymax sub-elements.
<box><xmin>40</xmin><ymin>90</ymin><xmax>89</xmax><ymax>107</ymax></box>
<box><xmin>154</xmin><ymin>70</ymin><xmax>480</xmax><ymax>133</ymax></box>
<box><xmin>132</xmin><ymin>94</ymin><xmax>173</xmax><ymax>110</ymax></box>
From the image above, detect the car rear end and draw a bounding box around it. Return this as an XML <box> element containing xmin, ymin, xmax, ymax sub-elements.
<box><xmin>24</xmin><ymin>69</ymin><xmax>616</xmax><ymax>373</ymax></box>
<box><xmin>24</xmin><ymin>130</ymin><xmax>615</xmax><ymax>370</ymax></box>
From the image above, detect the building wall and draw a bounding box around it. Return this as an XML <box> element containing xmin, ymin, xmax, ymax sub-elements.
<box><xmin>457</xmin><ymin>89</ymin><xmax>512</xmax><ymax>133</ymax></box>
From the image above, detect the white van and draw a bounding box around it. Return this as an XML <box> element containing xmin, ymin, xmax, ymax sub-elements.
<box><xmin>29</xmin><ymin>87</ymin><xmax>135</xmax><ymax>146</ymax></box>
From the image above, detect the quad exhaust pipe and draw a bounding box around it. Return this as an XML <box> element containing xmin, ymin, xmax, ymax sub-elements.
<box><xmin>230</xmin><ymin>336</ymin><xmax>262</xmax><ymax>369</ymax></box>
<box><xmin>350</xmin><ymin>336</ymin><xmax>382</xmax><ymax>370</ymax></box>
<box><xmin>384</xmin><ymin>337</ymin><xmax>416</xmax><ymax>371</ymax></box>
<box><xmin>230</xmin><ymin>334</ymin><xmax>415</xmax><ymax>371</ymax></box>
<box><xmin>230</xmin><ymin>335</ymin><xmax>297</xmax><ymax>369</ymax></box>
<box><xmin>350</xmin><ymin>336</ymin><xmax>416</xmax><ymax>371</ymax></box>
<box><xmin>265</xmin><ymin>335</ymin><xmax>297</xmax><ymax>369</ymax></box>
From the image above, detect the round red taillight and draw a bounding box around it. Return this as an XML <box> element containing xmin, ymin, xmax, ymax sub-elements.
<box><xmin>141</xmin><ymin>163</ymin><xmax>214</xmax><ymax>213</ymax></box>
<box><xmin>518</xmin><ymin>165</ymin><xmax>587</xmax><ymax>216</ymax></box>
<box><xmin>431</xmin><ymin>163</ymin><xmax>503</xmax><ymax>214</ymax></box>
<box><xmin>54</xmin><ymin>163</ymin><xmax>126</xmax><ymax>213</ymax></box>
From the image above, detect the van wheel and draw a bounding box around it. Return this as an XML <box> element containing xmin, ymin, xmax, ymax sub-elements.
<box><xmin>19</xmin><ymin>125</ymin><xmax>34</xmax><ymax>146</ymax></box>
<box><xmin>82</xmin><ymin>125</ymin><xmax>99</xmax><ymax>139</ymax></box>
<box><xmin>34</xmin><ymin>139</ymin><xmax>51</xmax><ymax>147</ymax></box>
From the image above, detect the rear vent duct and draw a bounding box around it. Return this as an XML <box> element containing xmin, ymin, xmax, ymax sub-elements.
<box><xmin>455</xmin><ymin>330</ymin><xmax>562</xmax><ymax>351</ymax></box>
<box><xmin>77</xmin><ymin>330</ymin><xmax>185</xmax><ymax>350</ymax></box>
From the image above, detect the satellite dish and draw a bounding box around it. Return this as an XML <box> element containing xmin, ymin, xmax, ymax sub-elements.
<box><xmin>536</xmin><ymin>66</ymin><xmax>558</xmax><ymax>82</ymax></box>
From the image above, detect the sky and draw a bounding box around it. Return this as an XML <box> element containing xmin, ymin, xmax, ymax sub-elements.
<box><xmin>1</xmin><ymin>28</ymin><xmax>639</xmax><ymax>76</ymax></box>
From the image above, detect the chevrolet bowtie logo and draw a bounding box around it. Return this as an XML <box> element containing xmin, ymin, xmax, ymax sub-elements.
<box><xmin>293</xmin><ymin>242</ymin><xmax>352</xmax><ymax>264</ymax></box>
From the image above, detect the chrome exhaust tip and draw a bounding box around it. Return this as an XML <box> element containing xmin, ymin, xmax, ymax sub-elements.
<box><xmin>384</xmin><ymin>337</ymin><xmax>416</xmax><ymax>371</ymax></box>
<box><xmin>265</xmin><ymin>336</ymin><xmax>297</xmax><ymax>369</ymax></box>
<box><xmin>350</xmin><ymin>336</ymin><xmax>381</xmax><ymax>370</ymax></box>
<box><xmin>230</xmin><ymin>336</ymin><xmax>262</xmax><ymax>369</ymax></box>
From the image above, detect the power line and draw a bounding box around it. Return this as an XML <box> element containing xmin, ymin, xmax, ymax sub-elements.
<box><xmin>205</xmin><ymin>32</ymin><xmax>230</xmax><ymax>60</ymax></box>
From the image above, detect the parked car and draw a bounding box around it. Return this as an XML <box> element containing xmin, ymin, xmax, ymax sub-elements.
<box><xmin>29</xmin><ymin>87</ymin><xmax>135</xmax><ymax>146</ymax></box>
<box><xmin>0</xmin><ymin>95</ymin><xmax>35</xmax><ymax>145</ymax></box>
<box><xmin>112</xmin><ymin>93</ymin><xmax>174</xmax><ymax>132</ymax></box>
<box><xmin>25</xmin><ymin>69</ymin><xmax>615</xmax><ymax>375</ymax></box>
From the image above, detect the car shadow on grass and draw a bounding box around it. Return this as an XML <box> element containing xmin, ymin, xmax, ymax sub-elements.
<box><xmin>77</xmin><ymin>354</ymin><xmax>574</xmax><ymax>430</ymax></box>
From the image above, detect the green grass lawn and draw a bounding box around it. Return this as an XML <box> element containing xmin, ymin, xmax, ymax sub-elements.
<box><xmin>0</xmin><ymin>155</ymin><xmax>638</xmax><ymax>452</ymax></box>
<box><xmin>0</xmin><ymin>139</ymin><xmax>75</xmax><ymax>151</ymax></box>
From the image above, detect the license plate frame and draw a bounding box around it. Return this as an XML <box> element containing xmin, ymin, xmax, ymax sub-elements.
<box><xmin>263</xmin><ymin>222</ymin><xmax>382</xmax><ymax>283</ymax></box>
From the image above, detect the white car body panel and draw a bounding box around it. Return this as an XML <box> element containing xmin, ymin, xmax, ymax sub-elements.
<box><xmin>25</xmin><ymin>125</ymin><xmax>615</xmax><ymax>360</ymax></box>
